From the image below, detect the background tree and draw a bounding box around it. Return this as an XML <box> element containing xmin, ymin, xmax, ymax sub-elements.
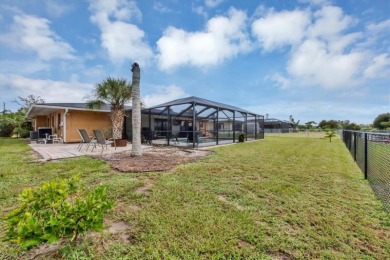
<box><xmin>318</xmin><ymin>119</ymin><xmax>339</xmax><ymax>129</ymax></box>
<box><xmin>289</xmin><ymin>115</ymin><xmax>300</xmax><ymax>126</ymax></box>
<box><xmin>339</xmin><ymin>120</ymin><xmax>361</xmax><ymax>130</ymax></box>
<box><xmin>0</xmin><ymin>95</ymin><xmax>43</xmax><ymax>138</ymax></box>
<box><xmin>379</xmin><ymin>120</ymin><xmax>390</xmax><ymax>129</ymax></box>
<box><xmin>13</xmin><ymin>95</ymin><xmax>45</xmax><ymax>114</ymax></box>
<box><xmin>87</xmin><ymin>77</ymin><xmax>132</xmax><ymax>140</ymax></box>
<box><xmin>305</xmin><ymin>121</ymin><xmax>316</xmax><ymax>129</ymax></box>
<box><xmin>373</xmin><ymin>113</ymin><xmax>390</xmax><ymax>129</ymax></box>
<box><xmin>289</xmin><ymin>115</ymin><xmax>300</xmax><ymax>132</ymax></box>
<box><xmin>131</xmin><ymin>63</ymin><xmax>142</xmax><ymax>157</ymax></box>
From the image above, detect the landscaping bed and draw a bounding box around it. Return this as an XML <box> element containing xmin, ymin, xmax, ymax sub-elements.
<box><xmin>98</xmin><ymin>146</ymin><xmax>212</xmax><ymax>172</ymax></box>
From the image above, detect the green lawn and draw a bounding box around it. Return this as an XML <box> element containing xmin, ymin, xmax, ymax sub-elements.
<box><xmin>0</xmin><ymin>137</ymin><xmax>389</xmax><ymax>259</ymax></box>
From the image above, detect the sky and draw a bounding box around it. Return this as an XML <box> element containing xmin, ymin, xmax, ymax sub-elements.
<box><xmin>0</xmin><ymin>0</ymin><xmax>389</xmax><ymax>125</ymax></box>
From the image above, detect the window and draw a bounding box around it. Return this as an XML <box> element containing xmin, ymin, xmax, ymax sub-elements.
<box><xmin>154</xmin><ymin>118</ymin><xmax>168</xmax><ymax>135</ymax></box>
<box><xmin>218</xmin><ymin>123</ymin><xmax>224</xmax><ymax>130</ymax></box>
<box><xmin>234</xmin><ymin>122</ymin><xmax>242</xmax><ymax>131</ymax></box>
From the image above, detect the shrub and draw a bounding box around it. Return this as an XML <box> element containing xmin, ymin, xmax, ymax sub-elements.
<box><xmin>5</xmin><ymin>176</ymin><xmax>114</xmax><ymax>250</ymax></box>
<box><xmin>13</xmin><ymin>127</ymin><xmax>31</xmax><ymax>138</ymax></box>
<box><xmin>0</xmin><ymin>122</ymin><xmax>14</xmax><ymax>137</ymax></box>
<box><xmin>324</xmin><ymin>130</ymin><xmax>337</xmax><ymax>142</ymax></box>
<box><xmin>238</xmin><ymin>133</ymin><xmax>245</xmax><ymax>142</ymax></box>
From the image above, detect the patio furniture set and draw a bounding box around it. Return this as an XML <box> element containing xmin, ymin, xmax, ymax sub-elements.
<box><xmin>77</xmin><ymin>129</ymin><xmax>117</xmax><ymax>153</ymax></box>
<box><xmin>30</xmin><ymin>127</ymin><xmax>120</xmax><ymax>153</ymax></box>
<box><xmin>30</xmin><ymin>127</ymin><xmax>63</xmax><ymax>144</ymax></box>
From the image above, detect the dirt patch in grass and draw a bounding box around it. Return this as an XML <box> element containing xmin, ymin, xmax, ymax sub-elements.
<box><xmin>98</xmin><ymin>146</ymin><xmax>212</xmax><ymax>172</ymax></box>
<box><xmin>136</xmin><ymin>179</ymin><xmax>154</xmax><ymax>195</ymax></box>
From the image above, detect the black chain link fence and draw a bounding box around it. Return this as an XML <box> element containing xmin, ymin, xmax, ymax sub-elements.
<box><xmin>341</xmin><ymin>130</ymin><xmax>390</xmax><ymax>211</ymax></box>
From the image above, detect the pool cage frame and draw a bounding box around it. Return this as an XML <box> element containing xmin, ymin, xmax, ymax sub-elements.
<box><xmin>127</xmin><ymin>96</ymin><xmax>264</xmax><ymax>148</ymax></box>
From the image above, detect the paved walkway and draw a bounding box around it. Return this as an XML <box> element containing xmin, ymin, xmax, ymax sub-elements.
<box><xmin>29</xmin><ymin>142</ymin><xmax>152</xmax><ymax>161</ymax></box>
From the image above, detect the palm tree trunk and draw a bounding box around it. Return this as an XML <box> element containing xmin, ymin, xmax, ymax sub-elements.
<box><xmin>131</xmin><ymin>63</ymin><xmax>142</xmax><ymax>156</ymax></box>
<box><xmin>110</xmin><ymin>108</ymin><xmax>124</xmax><ymax>140</ymax></box>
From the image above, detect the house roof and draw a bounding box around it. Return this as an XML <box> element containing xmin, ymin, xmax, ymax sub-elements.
<box><xmin>26</xmin><ymin>96</ymin><xmax>261</xmax><ymax>119</ymax></box>
<box><xmin>26</xmin><ymin>103</ymin><xmax>131</xmax><ymax>118</ymax></box>
<box><xmin>264</xmin><ymin>118</ymin><xmax>292</xmax><ymax>124</ymax></box>
<box><xmin>145</xmin><ymin>96</ymin><xmax>260</xmax><ymax>116</ymax></box>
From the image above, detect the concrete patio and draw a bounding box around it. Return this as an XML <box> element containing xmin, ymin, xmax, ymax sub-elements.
<box><xmin>29</xmin><ymin>142</ymin><xmax>153</xmax><ymax>161</ymax></box>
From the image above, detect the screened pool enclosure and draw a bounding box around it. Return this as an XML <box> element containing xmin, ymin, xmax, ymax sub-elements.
<box><xmin>126</xmin><ymin>96</ymin><xmax>264</xmax><ymax>148</ymax></box>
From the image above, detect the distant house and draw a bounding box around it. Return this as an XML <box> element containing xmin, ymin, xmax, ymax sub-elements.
<box><xmin>27</xmin><ymin>96</ymin><xmax>265</xmax><ymax>147</ymax></box>
<box><xmin>263</xmin><ymin>118</ymin><xmax>295</xmax><ymax>133</ymax></box>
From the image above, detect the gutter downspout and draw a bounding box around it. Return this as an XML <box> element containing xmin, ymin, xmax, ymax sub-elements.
<box><xmin>64</xmin><ymin>109</ymin><xmax>69</xmax><ymax>143</ymax></box>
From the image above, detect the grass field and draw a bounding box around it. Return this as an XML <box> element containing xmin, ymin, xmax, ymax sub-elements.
<box><xmin>0</xmin><ymin>136</ymin><xmax>389</xmax><ymax>259</ymax></box>
<box><xmin>265</xmin><ymin>131</ymin><xmax>336</xmax><ymax>139</ymax></box>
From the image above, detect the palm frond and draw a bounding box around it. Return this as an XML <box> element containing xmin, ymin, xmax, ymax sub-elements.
<box><xmin>86</xmin><ymin>100</ymin><xmax>106</xmax><ymax>110</ymax></box>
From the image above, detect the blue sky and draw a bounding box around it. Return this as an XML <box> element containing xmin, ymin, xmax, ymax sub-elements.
<box><xmin>0</xmin><ymin>0</ymin><xmax>389</xmax><ymax>124</ymax></box>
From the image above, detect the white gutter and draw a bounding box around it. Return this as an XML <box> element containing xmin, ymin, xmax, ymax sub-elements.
<box><xmin>26</xmin><ymin>104</ymin><xmax>111</xmax><ymax>118</ymax></box>
<box><xmin>64</xmin><ymin>109</ymin><xmax>68</xmax><ymax>143</ymax></box>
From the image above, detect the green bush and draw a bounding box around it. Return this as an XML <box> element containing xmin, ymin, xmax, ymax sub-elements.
<box><xmin>238</xmin><ymin>133</ymin><xmax>245</xmax><ymax>142</ymax></box>
<box><xmin>0</xmin><ymin>122</ymin><xmax>14</xmax><ymax>137</ymax></box>
<box><xmin>13</xmin><ymin>127</ymin><xmax>31</xmax><ymax>138</ymax></box>
<box><xmin>5</xmin><ymin>176</ymin><xmax>114</xmax><ymax>250</ymax></box>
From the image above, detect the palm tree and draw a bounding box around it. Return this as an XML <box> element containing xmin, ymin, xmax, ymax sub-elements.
<box><xmin>325</xmin><ymin>130</ymin><xmax>336</xmax><ymax>142</ymax></box>
<box><xmin>131</xmin><ymin>63</ymin><xmax>142</xmax><ymax>157</ymax></box>
<box><xmin>87</xmin><ymin>77</ymin><xmax>132</xmax><ymax>140</ymax></box>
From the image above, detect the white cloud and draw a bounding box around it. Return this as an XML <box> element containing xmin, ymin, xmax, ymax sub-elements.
<box><xmin>192</xmin><ymin>5</ymin><xmax>208</xmax><ymax>19</ymax></box>
<box><xmin>327</xmin><ymin>32</ymin><xmax>362</xmax><ymax>53</ymax></box>
<box><xmin>298</xmin><ymin>0</ymin><xmax>332</xmax><ymax>6</ymax></box>
<box><xmin>89</xmin><ymin>0</ymin><xmax>142</xmax><ymax>22</ymax></box>
<box><xmin>255</xmin><ymin>5</ymin><xmax>381</xmax><ymax>89</ymax></box>
<box><xmin>287</xmin><ymin>39</ymin><xmax>364</xmax><ymax>88</ymax></box>
<box><xmin>269</xmin><ymin>73</ymin><xmax>291</xmax><ymax>89</ymax></box>
<box><xmin>143</xmin><ymin>85</ymin><xmax>189</xmax><ymax>107</ymax></box>
<box><xmin>205</xmin><ymin>0</ymin><xmax>224</xmax><ymax>8</ymax></box>
<box><xmin>366</xmin><ymin>19</ymin><xmax>390</xmax><ymax>34</ymax></box>
<box><xmin>153</xmin><ymin>2</ymin><xmax>172</xmax><ymax>13</ymax></box>
<box><xmin>0</xmin><ymin>73</ymin><xmax>93</xmax><ymax>103</ymax></box>
<box><xmin>156</xmin><ymin>8</ymin><xmax>252</xmax><ymax>70</ymax></box>
<box><xmin>363</xmin><ymin>54</ymin><xmax>390</xmax><ymax>79</ymax></box>
<box><xmin>0</xmin><ymin>14</ymin><xmax>75</xmax><ymax>61</ymax></box>
<box><xmin>308</xmin><ymin>5</ymin><xmax>353</xmax><ymax>39</ymax></box>
<box><xmin>0</xmin><ymin>60</ymin><xmax>50</xmax><ymax>75</ymax></box>
<box><xmin>252</xmin><ymin>9</ymin><xmax>310</xmax><ymax>51</ymax></box>
<box><xmin>89</xmin><ymin>0</ymin><xmax>153</xmax><ymax>65</ymax></box>
<box><xmin>45</xmin><ymin>0</ymin><xmax>73</xmax><ymax>18</ymax></box>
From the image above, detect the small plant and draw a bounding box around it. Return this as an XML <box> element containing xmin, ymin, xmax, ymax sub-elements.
<box><xmin>5</xmin><ymin>176</ymin><xmax>114</xmax><ymax>250</ymax></box>
<box><xmin>238</xmin><ymin>133</ymin><xmax>245</xmax><ymax>142</ymax></box>
<box><xmin>325</xmin><ymin>130</ymin><xmax>336</xmax><ymax>142</ymax></box>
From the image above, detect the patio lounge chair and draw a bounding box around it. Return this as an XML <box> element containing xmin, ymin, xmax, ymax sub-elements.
<box><xmin>77</xmin><ymin>129</ymin><xmax>96</xmax><ymax>151</ymax></box>
<box><xmin>92</xmin><ymin>129</ymin><xmax>115</xmax><ymax>153</ymax></box>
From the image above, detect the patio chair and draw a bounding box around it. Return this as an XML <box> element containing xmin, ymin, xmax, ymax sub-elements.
<box><xmin>92</xmin><ymin>129</ymin><xmax>115</xmax><ymax>153</ymax></box>
<box><xmin>77</xmin><ymin>129</ymin><xmax>96</xmax><ymax>151</ymax></box>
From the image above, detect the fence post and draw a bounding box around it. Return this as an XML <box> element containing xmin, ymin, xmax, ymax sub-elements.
<box><xmin>353</xmin><ymin>131</ymin><xmax>357</xmax><ymax>161</ymax></box>
<box><xmin>364</xmin><ymin>133</ymin><xmax>368</xmax><ymax>179</ymax></box>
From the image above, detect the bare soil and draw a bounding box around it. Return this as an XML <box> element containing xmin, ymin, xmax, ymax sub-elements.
<box><xmin>98</xmin><ymin>146</ymin><xmax>213</xmax><ymax>172</ymax></box>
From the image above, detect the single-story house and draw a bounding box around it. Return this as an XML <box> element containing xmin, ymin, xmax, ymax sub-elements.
<box><xmin>263</xmin><ymin>118</ymin><xmax>295</xmax><ymax>133</ymax></box>
<box><xmin>26</xmin><ymin>103</ymin><xmax>126</xmax><ymax>143</ymax></box>
<box><xmin>27</xmin><ymin>96</ymin><xmax>264</xmax><ymax>147</ymax></box>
